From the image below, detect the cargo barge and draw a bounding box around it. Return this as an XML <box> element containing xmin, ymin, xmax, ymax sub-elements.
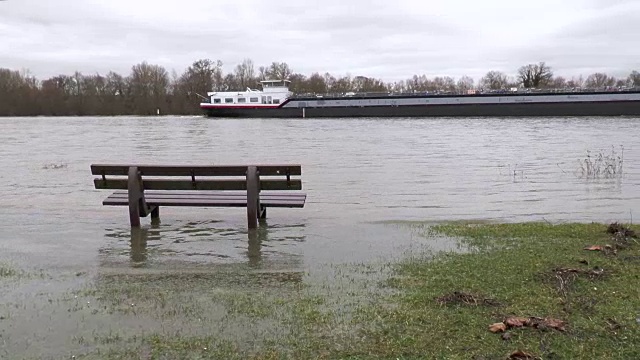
<box><xmin>200</xmin><ymin>80</ymin><xmax>640</xmax><ymax>118</ymax></box>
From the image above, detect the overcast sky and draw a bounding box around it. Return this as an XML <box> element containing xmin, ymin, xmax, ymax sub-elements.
<box><xmin>1</xmin><ymin>0</ymin><xmax>638</xmax><ymax>82</ymax></box>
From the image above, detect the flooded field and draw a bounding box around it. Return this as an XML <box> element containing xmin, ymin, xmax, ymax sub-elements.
<box><xmin>0</xmin><ymin>116</ymin><xmax>639</xmax><ymax>358</ymax></box>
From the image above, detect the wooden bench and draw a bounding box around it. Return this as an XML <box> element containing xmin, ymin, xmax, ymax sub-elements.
<box><xmin>91</xmin><ymin>164</ymin><xmax>306</xmax><ymax>229</ymax></box>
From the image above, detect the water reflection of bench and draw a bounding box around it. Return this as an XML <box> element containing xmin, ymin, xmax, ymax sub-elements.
<box><xmin>91</xmin><ymin>164</ymin><xmax>306</xmax><ymax>229</ymax></box>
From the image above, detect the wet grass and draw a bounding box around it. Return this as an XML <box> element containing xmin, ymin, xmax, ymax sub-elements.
<box><xmin>16</xmin><ymin>222</ymin><xmax>640</xmax><ymax>359</ymax></box>
<box><xmin>349</xmin><ymin>222</ymin><xmax>640</xmax><ymax>359</ymax></box>
<box><xmin>0</xmin><ymin>262</ymin><xmax>18</xmax><ymax>277</ymax></box>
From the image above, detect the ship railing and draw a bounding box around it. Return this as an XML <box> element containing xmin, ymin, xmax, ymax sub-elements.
<box><xmin>290</xmin><ymin>86</ymin><xmax>640</xmax><ymax>99</ymax></box>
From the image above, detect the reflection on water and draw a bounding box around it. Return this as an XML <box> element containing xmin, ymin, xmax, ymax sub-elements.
<box><xmin>130</xmin><ymin>228</ymin><xmax>148</xmax><ymax>264</ymax></box>
<box><xmin>100</xmin><ymin>220</ymin><xmax>306</xmax><ymax>271</ymax></box>
<box><xmin>121</xmin><ymin>222</ymin><xmax>306</xmax><ymax>268</ymax></box>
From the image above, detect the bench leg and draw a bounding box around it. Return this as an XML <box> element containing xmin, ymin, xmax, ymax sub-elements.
<box><xmin>129</xmin><ymin>204</ymin><xmax>141</xmax><ymax>227</ymax></box>
<box><xmin>128</xmin><ymin>166</ymin><xmax>144</xmax><ymax>228</ymax></box>
<box><xmin>246</xmin><ymin>166</ymin><xmax>260</xmax><ymax>229</ymax></box>
<box><xmin>151</xmin><ymin>206</ymin><xmax>160</xmax><ymax>224</ymax></box>
<box><xmin>128</xmin><ymin>194</ymin><xmax>141</xmax><ymax>228</ymax></box>
<box><xmin>259</xmin><ymin>207</ymin><xmax>267</xmax><ymax>219</ymax></box>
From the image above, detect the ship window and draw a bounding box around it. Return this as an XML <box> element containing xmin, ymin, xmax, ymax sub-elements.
<box><xmin>237</xmin><ymin>98</ymin><xmax>246</xmax><ymax>103</ymax></box>
<box><xmin>225</xmin><ymin>98</ymin><xmax>233</xmax><ymax>103</ymax></box>
<box><xmin>250</xmin><ymin>97</ymin><xmax>259</xmax><ymax>103</ymax></box>
<box><xmin>213</xmin><ymin>98</ymin><xmax>221</xmax><ymax>104</ymax></box>
<box><xmin>272</xmin><ymin>99</ymin><xmax>280</xmax><ymax>104</ymax></box>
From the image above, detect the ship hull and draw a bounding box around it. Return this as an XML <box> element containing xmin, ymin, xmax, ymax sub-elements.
<box><xmin>203</xmin><ymin>100</ymin><xmax>640</xmax><ymax>118</ymax></box>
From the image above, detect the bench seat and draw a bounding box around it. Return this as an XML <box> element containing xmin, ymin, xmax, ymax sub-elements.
<box><xmin>103</xmin><ymin>190</ymin><xmax>306</xmax><ymax>208</ymax></box>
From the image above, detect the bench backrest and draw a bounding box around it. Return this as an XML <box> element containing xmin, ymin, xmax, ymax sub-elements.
<box><xmin>91</xmin><ymin>164</ymin><xmax>302</xmax><ymax>191</ymax></box>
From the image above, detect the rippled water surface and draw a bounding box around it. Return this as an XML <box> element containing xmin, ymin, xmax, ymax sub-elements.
<box><xmin>0</xmin><ymin>116</ymin><xmax>639</xmax><ymax>357</ymax></box>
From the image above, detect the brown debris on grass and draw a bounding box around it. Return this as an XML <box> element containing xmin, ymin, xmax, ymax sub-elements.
<box><xmin>436</xmin><ymin>291</ymin><xmax>501</xmax><ymax>307</ymax></box>
<box><xmin>550</xmin><ymin>266</ymin><xmax>605</xmax><ymax>301</ymax></box>
<box><xmin>489</xmin><ymin>316</ymin><xmax>567</xmax><ymax>334</ymax></box>
<box><xmin>582</xmin><ymin>223</ymin><xmax>638</xmax><ymax>257</ymax></box>
<box><xmin>508</xmin><ymin>350</ymin><xmax>540</xmax><ymax>360</ymax></box>
<box><xmin>489</xmin><ymin>322</ymin><xmax>507</xmax><ymax>333</ymax></box>
<box><xmin>605</xmin><ymin>317</ymin><xmax>622</xmax><ymax>332</ymax></box>
<box><xmin>584</xmin><ymin>244</ymin><xmax>618</xmax><ymax>255</ymax></box>
<box><xmin>553</xmin><ymin>267</ymin><xmax>604</xmax><ymax>278</ymax></box>
<box><xmin>606</xmin><ymin>222</ymin><xmax>637</xmax><ymax>238</ymax></box>
<box><xmin>525</xmin><ymin>317</ymin><xmax>567</xmax><ymax>332</ymax></box>
<box><xmin>504</xmin><ymin>317</ymin><xmax>529</xmax><ymax>328</ymax></box>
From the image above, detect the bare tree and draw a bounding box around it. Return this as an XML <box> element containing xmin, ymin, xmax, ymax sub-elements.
<box><xmin>479</xmin><ymin>71</ymin><xmax>509</xmax><ymax>90</ymax></box>
<box><xmin>389</xmin><ymin>79</ymin><xmax>406</xmax><ymax>93</ymax></box>
<box><xmin>307</xmin><ymin>72</ymin><xmax>327</xmax><ymax>94</ymax></box>
<box><xmin>234</xmin><ymin>58</ymin><xmax>256</xmax><ymax>89</ymax></box>
<box><xmin>0</xmin><ymin>68</ymin><xmax>39</xmax><ymax>116</ymax></box>
<box><xmin>104</xmin><ymin>71</ymin><xmax>127</xmax><ymax>114</ymax></box>
<box><xmin>456</xmin><ymin>75</ymin><xmax>474</xmax><ymax>93</ymax></box>
<box><xmin>257</xmin><ymin>66</ymin><xmax>268</xmax><ymax>81</ymax></box>
<box><xmin>266</xmin><ymin>62</ymin><xmax>293</xmax><ymax>80</ymax></box>
<box><xmin>222</xmin><ymin>73</ymin><xmax>238</xmax><ymax>91</ymax></box>
<box><xmin>211</xmin><ymin>60</ymin><xmax>224</xmax><ymax>91</ymax></box>
<box><xmin>80</xmin><ymin>73</ymin><xmax>108</xmax><ymax>115</ymax></box>
<box><xmin>615</xmin><ymin>78</ymin><xmax>627</xmax><ymax>87</ymax></box>
<box><xmin>432</xmin><ymin>76</ymin><xmax>456</xmax><ymax>92</ymax></box>
<box><xmin>566</xmin><ymin>75</ymin><xmax>584</xmax><ymax>89</ymax></box>
<box><xmin>518</xmin><ymin>62</ymin><xmax>553</xmax><ymax>88</ymax></box>
<box><xmin>128</xmin><ymin>62</ymin><xmax>169</xmax><ymax>115</ymax></box>
<box><xmin>184</xmin><ymin>59</ymin><xmax>219</xmax><ymax>93</ymax></box>
<box><xmin>585</xmin><ymin>73</ymin><xmax>616</xmax><ymax>89</ymax></box>
<box><xmin>323</xmin><ymin>72</ymin><xmax>336</xmax><ymax>93</ymax></box>
<box><xmin>332</xmin><ymin>75</ymin><xmax>352</xmax><ymax>93</ymax></box>
<box><xmin>405</xmin><ymin>74</ymin><xmax>430</xmax><ymax>92</ymax></box>
<box><xmin>352</xmin><ymin>76</ymin><xmax>387</xmax><ymax>92</ymax></box>
<box><xmin>39</xmin><ymin>76</ymin><xmax>68</xmax><ymax>115</ymax></box>
<box><xmin>287</xmin><ymin>73</ymin><xmax>307</xmax><ymax>93</ymax></box>
<box><xmin>549</xmin><ymin>76</ymin><xmax>567</xmax><ymax>89</ymax></box>
<box><xmin>628</xmin><ymin>70</ymin><xmax>640</xmax><ymax>87</ymax></box>
<box><xmin>172</xmin><ymin>59</ymin><xmax>221</xmax><ymax>113</ymax></box>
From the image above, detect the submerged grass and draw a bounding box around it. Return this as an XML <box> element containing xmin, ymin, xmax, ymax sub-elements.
<box><xmin>0</xmin><ymin>262</ymin><xmax>18</xmax><ymax>277</ymax></box>
<box><xmin>71</xmin><ymin>222</ymin><xmax>640</xmax><ymax>359</ymax></box>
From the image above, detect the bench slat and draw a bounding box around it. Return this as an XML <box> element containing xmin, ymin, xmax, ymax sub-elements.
<box><xmin>103</xmin><ymin>194</ymin><xmax>306</xmax><ymax>208</ymax></box>
<box><xmin>94</xmin><ymin>179</ymin><xmax>302</xmax><ymax>191</ymax></box>
<box><xmin>91</xmin><ymin>164</ymin><xmax>302</xmax><ymax>177</ymax></box>
<box><xmin>107</xmin><ymin>190</ymin><xmax>306</xmax><ymax>200</ymax></box>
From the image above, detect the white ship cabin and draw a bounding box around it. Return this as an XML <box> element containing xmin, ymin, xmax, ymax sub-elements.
<box><xmin>206</xmin><ymin>80</ymin><xmax>292</xmax><ymax>106</ymax></box>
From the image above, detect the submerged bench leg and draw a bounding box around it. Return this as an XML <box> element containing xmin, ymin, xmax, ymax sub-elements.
<box><xmin>246</xmin><ymin>166</ymin><xmax>260</xmax><ymax>229</ymax></box>
<box><xmin>128</xmin><ymin>166</ymin><xmax>141</xmax><ymax>227</ymax></box>
<box><xmin>129</xmin><ymin>202</ymin><xmax>141</xmax><ymax>227</ymax></box>
<box><xmin>128</xmin><ymin>166</ymin><xmax>148</xmax><ymax>228</ymax></box>
<box><xmin>151</xmin><ymin>206</ymin><xmax>160</xmax><ymax>224</ymax></box>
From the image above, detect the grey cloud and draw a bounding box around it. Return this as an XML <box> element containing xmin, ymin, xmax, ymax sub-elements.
<box><xmin>0</xmin><ymin>0</ymin><xmax>638</xmax><ymax>83</ymax></box>
<box><xmin>511</xmin><ymin>5</ymin><xmax>640</xmax><ymax>78</ymax></box>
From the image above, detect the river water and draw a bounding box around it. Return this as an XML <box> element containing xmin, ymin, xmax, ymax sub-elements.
<box><xmin>0</xmin><ymin>116</ymin><xmax>639</xmax><ymax>358</ymax></box>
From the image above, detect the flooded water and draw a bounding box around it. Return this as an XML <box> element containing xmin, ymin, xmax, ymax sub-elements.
<box><xmin>1</xmin><ymin>116</ymin><xmax>639</xmax><ymax>358</ymax></box>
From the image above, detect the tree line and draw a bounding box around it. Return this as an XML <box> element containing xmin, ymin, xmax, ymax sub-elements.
<box><xmin>1</xmin><ymin>59</ymin><xmax>639</xmax><ymax>116</ymax></box>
